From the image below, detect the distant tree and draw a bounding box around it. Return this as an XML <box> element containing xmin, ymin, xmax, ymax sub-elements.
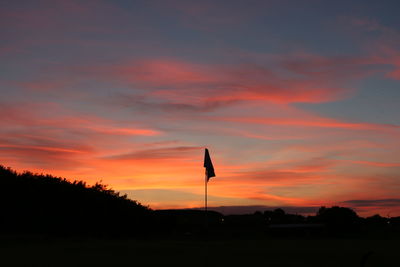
<box><xmin>262</xmin><ymin>208</ymin><xmax>289</xmax><ymax>224</ymax></box>
<box><xmin>316</xmin><ymin>206</ymin><xmax>360</xmax><ymax>233</ymax></box>
<box><xmin>317</xmin><ymin>206</ymin><xmax>359</xmax><ymax>222</ymax></box>
<box><xmin>273</xmin><ymin>208</ymin><xmax>285</xmax><ymax>216</ymax></box>
<box><xmin>317</xmin><ymin>206</ymin><xmax>327</xmax><ymax>216</ymax></box>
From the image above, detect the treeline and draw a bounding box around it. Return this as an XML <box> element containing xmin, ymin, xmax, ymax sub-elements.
<box><xmin>155</xmin><ymin>207</ymin><xmax>400</xmax><ymax>238</ymax></box>
<box><xmin>1</xmin><ymin>165</ymin><xmax>399</xmax><ymax>238</ymax></box>
<box><xmin>0</xmin><ymin>165</ymin><xmax>152</xmax><ymax>237</ymax></box>
<box><xmin>220</xmin><ymin>207</ymin><xmax>400</xmax><ymax>237</ymax></box>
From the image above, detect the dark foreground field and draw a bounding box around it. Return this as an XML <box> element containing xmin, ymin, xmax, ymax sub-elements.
<box><xmin>0</xmin><ymin>236</ymin><xmax>398</xmax><ymax>266</ymax></box>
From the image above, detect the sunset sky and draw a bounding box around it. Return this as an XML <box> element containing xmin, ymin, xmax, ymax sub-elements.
<box><xmin>1</xmin><ymin>0</ymin><xmax>400</xmax><ymax>216</ymax></box>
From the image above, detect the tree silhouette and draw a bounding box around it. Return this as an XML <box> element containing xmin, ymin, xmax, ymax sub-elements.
<box><xmin>0</xmin><ymin>165</ymin><xmax>152</xmax><ymax>237</ymax></box>
<box><xmin>316</xmin><ymin>206</ymin><xmax>360</xmax><ymax>234</ymax></box>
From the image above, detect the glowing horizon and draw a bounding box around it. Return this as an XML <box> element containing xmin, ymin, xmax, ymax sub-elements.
<box><xmin>1</xmin><ymin>0</ymin><xmax>400</xmax><ymax>217</ymax></box>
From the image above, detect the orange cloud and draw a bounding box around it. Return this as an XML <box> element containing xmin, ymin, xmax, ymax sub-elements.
<box><xmin>84</xmin><ymin>126</ymin><xmax>161</xmax><ymax>136</ymax></box>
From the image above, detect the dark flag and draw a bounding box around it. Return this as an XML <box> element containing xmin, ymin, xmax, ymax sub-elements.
<box><xmin>204</xmin><ymin>148</ymin><xmax>215</xmax><ymax>181</ymax></box>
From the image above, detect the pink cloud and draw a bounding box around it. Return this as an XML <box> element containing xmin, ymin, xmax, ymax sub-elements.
<box><xmin>76</xmin><ymin>57</ymin><xmax>361</xmax><ymax>107</ymax></box>
<box><xmin>0</xmin><ymin>102</ymin><xmax>163</xmax><ymax>173</ymax></box>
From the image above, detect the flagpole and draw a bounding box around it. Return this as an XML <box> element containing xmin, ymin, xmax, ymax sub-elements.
<box><xmin>203</xmin><ymin>148</ymin><xmax>215</xmax><ymax>267</ymax></box>
<box><xmin>205</xmin><ymin>172</ymin><xmax>208</xmax><ymax>230</ymax></box>
<box><xmin>204</xmin><ymin>172</ymin><xmax>208</xmax><ymax>267</ymax></box>
<box><xmin>203</xmin><ymin>148</ymin><xmax>214</xmax><ymax>232</ymax></box>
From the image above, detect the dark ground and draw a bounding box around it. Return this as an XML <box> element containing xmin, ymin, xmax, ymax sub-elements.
<box><xmin>0</xmin><ymin>235</ymin><xmax>398</xmax><ymax>266</ymax></box>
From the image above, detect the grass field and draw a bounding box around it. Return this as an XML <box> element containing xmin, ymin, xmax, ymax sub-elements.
<box><xmin>0</xmin><ymin>235</ymin><xmax>398</xmax><ymax>266</ymax></box>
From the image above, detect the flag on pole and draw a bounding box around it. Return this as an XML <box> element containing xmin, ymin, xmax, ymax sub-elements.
<box><xmin>204</xmin><ymin>148</ymin><xmax>215</xmax><ymax>181</ymax></box>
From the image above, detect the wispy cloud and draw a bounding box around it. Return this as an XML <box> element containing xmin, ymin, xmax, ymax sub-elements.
<box><xmin>212</xmin><ymin>116</ymin><xmax>399</xmax><ymax>131</ymax></box>
<box><xmin>73</xmin><ymin>56</ymin><xmax>362</xmax><ymax>109</ymax></box>
<box><xmin>342</xmin><ymin>199</ymin><xmax>400</xmax><ymax>207</ymax></box>
<box><xmin>106</xmin><ymin>146</ymin><xmax>202</xmax><ymax>161</ymax></box>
